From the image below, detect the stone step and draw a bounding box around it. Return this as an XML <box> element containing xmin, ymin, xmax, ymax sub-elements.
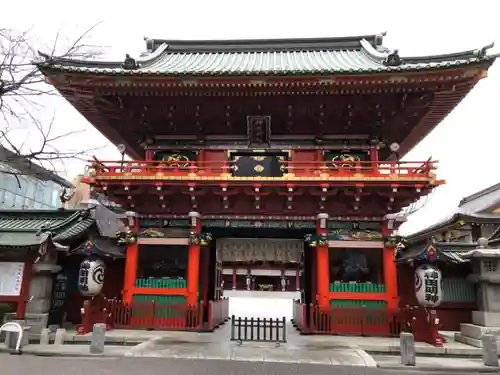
<box><xmin>460</xmin><ymin>323</ymin><xmax>500</xmax><ymax>340</ymax></box>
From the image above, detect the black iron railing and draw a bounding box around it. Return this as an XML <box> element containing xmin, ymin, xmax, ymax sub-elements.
<box><xmin>230</xmin><ymin>315</ymin><xmax>287</xmax><ymax>344</ymax></box>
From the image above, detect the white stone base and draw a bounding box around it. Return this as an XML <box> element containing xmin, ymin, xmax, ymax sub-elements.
<box><xmin>3</xmin><ymin>313</ymin><xmax>48</xmax><ymax>335</ymax></box>
<box><xmin>455</xmin><ymin>322</ymin><xmax>500</xmax><ymax>348</ymax></box>
<box><xmin>473</xmin><ymin>311</ymin><xmax>500</xmax><ymax>326</ymax></box>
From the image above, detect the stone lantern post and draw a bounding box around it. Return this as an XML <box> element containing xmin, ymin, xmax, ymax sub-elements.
<box><xmin>455</xmin><ymin>238</ymin><xmax>500</xmax><ymax>347</ymax></box>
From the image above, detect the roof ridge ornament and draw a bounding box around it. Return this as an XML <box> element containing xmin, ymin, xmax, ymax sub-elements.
<box><xmin>474</xmin><ymin>42</ymin><xmax>495</xmax><ymax>58</ymax></box>
<box><xmin>122</xmin><ymin>54</ymin><xmax>141</xmax><ymax>70</ymax></box>
<box><xmin>383</xmin><ymin>49</ymin><xmax>403</xmax><ymax>67</ymax></box>
<box><xmin>375</xmin><ymin>31</ymin><xmax>387</xmax><ymax>46</ymax></box>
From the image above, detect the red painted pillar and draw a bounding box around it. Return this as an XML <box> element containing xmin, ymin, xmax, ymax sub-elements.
<box><xmin>187</xmin><ymin>212</ymin><xmax>201</xmax><ymax>306</ymax></box>
<box><xmin>382</xmin><ymin>220</ymin><xmax>398</xmax><ymax>310</ymax></box>
<box><xmin>232</xmin><ymin>269</ymin><xmax>236</xmax><ymax>290</ymax></box>
<box><xmin>16</xmin><ymin>257</ymin><xmax>34</xmax><ymax>319</ymax></box>
<box><xmin>281</xmin><ymin>269</ymin><xmax>286</xmax><ymax>292</ymax></box>
<box><xmin>295</xmin><ymin>268</ymin><xmax>300</xmax><ymax>291</ymax></box>
<box><xmin>316</xmin><ymin>213</ymin><xmax>330</xmax><ymax>309</ymax></box>
<box><xmin>123</xmin><ymin>215</ymin><xmax>139</xmax><ymax>305</ymax></box>
<box><xmin>200</xmin><ymin>244</ymin><xmax>209</xmax><ymax>304</ymax></box>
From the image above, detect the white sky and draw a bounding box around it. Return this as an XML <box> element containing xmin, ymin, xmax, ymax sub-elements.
<box><xmin>1</xmin><ymin>0</ymin><xmax>499</xmax><ymax>234</ymax></box>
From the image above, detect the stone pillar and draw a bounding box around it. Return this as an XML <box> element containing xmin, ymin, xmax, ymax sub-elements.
<box><xmin>7</xmin><ymin>252</ymin><xmax>62</xmax><ymax>335</ymax></box>
<box><xmin>232</xmin><ymin>269</ymin><xmax>236</xmax><ymax>290</ymax></box>
<box><xmin>455</xmin><ymin>238</ymin><xmax>500</xmax><ymax>347</ymax></box>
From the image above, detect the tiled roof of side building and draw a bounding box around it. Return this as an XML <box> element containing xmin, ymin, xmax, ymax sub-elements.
<box><xmin>0</xmin><ymin>209</ymin><xmax>95</xmax><ymax>249</ymax></box>
<box><xmin>36</xmin><ymin>33</ymin><xmax>498</xmax><ymax>76</ymax></box>
<box><xmin>0</xmin><ymin>208</ymin><xmax>125</xmax><ymax>255</ymax></box>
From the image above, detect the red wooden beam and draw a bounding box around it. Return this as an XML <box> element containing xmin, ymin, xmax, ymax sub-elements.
<box><xmin>133</xmin><ymin>287</ymin><xmax>187</xmax><ymax>296</ymax></box>
<box><xmin>329</xmin><ymin>292</ymin><xmax>387</xmax><ymax>301</ymax></box>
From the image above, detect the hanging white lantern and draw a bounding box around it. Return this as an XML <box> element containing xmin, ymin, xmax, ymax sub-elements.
<box><xmin>78</xmin><ymin>259</ymin><xmax>106</xmax><ymax>296</ymax></box>
<box><xmin>414</xmin><ymin>264</ymin><xmax>443</xmax><ymax>308</ymax></box>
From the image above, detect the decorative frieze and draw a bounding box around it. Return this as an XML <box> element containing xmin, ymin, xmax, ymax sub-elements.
<box><xmin>217</xmin><ymin>238</ymin><xmax>302</xmax><ymax>263</ymax></box>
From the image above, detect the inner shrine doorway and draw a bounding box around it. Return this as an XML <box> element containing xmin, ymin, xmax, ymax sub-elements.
<box><xmin>208</xmin><ymin>226</ymin><xmax>308</xmax><ymax>319</ymax></box>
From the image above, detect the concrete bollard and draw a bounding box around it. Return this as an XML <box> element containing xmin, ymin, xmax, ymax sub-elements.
<box><xmin>481</xmin><ymin>334</ymin><xmax>499</xmax><ymax>367</ymax></box>
<box><xmin>89</xmin><ymin>323</ymin><xmax>106</xmax><ymax>354</ymax></box>
<box><xmin>400</xmin><ymin>332</ymin><xmax>416</xmax><ymax>366</ymax></box>
<box><xmin>54</xmin><ymin>328</ymin><xmax>66</xmax><ymax>345</ymax></box>
<box><xmin>39</xmin><ymin>328</ymin><xmax>50</xmax><ymax>345</ymax></box>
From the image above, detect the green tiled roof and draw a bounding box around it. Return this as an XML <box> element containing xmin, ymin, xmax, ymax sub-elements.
<box><xmin>0</xmin><ymin>209</ymin><xmax>95</xmax><ymax>249</ymax></box>
<box><xmin>395</xmin><ymin>242</ymin><xmax>475</xmax><ymax>264</ymax></box>
<box><xmin>37</xmin><ymin>34</ymin><xmax>497</xmax><ymax>77</ymax></box>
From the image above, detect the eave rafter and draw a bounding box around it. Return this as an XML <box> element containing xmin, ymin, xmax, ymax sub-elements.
<box><xmin>91</xmin><ymin>181</ymin><xmax>435</xmax><ymax>217</ymax></box>
<box><xmin>44</xmin><ymin>64</ymin><xmax>488</xmax><ymax>89</ymax></box>
<box><xmin>41</xmin><ymin>62</ymin><xmax>491</xmax><ymax>160</ymax></box>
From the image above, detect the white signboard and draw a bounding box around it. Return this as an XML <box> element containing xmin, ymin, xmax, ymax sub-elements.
<box><xmin>0</xmin><ymin>262</ymin><xmax>24</xmax><ymax>296</ymax></box>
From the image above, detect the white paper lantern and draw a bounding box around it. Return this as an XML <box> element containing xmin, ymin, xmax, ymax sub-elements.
<box><xmin>78</xmin><ymin>259</ymin><xmax>105</xmax><ymax>296</ymax></box>
<box><xmin>414</xmin><ymin>264</ymin><xmax>443</xmax><ymax>308</ymax></box>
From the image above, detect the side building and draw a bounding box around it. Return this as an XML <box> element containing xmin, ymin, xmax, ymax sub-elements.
<box><xmin>397</xmin><ymin>183</ymin><xmax>500</xmax><ymax>345</ymax></box>
<box><xmin>0</xmin><ymin>146</ymin><xmax>73</xmax><ymax>209</ymax></box>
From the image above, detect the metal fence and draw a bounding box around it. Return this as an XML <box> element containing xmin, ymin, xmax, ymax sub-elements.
<box><xmin>230</xmin><ymin>315</ymin><xmax>287</xmax><ymax>344</ymax></box>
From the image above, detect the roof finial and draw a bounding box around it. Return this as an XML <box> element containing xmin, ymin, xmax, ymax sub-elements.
<box><xmin>122</xmin><ymin>54</ymin><xmax>141</xmax><ymax>70</ymax></box>
<box><xmin>375</xmin><ymin>31</ymin><xmax>387</xmax><ymax>46</ymax></box>
<box><xmin>474</xmin><ymin>42</ymin><xmax>495</xmax><ymax>58</ymax></box>
<box><xmin>383</xmin><ymin>49</ymin><xmax>403</xmax><ymax>67</ymax></box>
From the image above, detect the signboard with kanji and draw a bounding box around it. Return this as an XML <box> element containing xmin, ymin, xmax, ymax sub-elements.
<box><xmin>0</xmin><ymin>262</ymin><xmax>24</xmax><ymax>296</ymax></box>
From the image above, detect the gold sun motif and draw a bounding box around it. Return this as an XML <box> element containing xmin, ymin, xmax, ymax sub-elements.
<box><xmin>254</xmin><ymin>164</ymin><xmax>265</xmax><ymax>173</ymax></box>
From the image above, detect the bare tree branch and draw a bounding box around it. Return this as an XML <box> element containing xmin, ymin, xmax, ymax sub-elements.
<box><xmin>0</xmin><ymin>23</ymin><xmax>105</xmax><ymax>185</ymax></box>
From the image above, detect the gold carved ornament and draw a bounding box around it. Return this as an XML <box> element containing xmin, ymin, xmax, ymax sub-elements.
<box><xmin>163</xmin><ymin>154</ymin><xmax>190</xmax><ymax>168</ymax></box>
<box><xmin>331</xmin><ymin>154</ymin><xmax>361</xmax><ymax>168</ymax></box>
<box><xmin>252</xmin><ymin>156</ymin><xmax>266</xmax><ymax>162</ymax></box>
<box><xmin>278</xmin><ymin>156</ymin><xmax>286</xmax><ymax>171</ymax></box>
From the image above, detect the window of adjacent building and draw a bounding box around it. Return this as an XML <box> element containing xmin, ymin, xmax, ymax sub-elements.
<box><xmin>3</xmin><ymin>190</ymin><xmax>15</xmax><ymax>207</ymax></box>
<box><xmin>4</xmin><ymin>174</ymin><xmax>17</xmax><ymax>192</ymax></box>
<box><xmin>23</xmin><ymin>197</ymin><xmax>35</xmax><ymax>209</ymax></box>
<box><xmin>13</xmin><ymin>194</ymin><xmax>25</xmax><ymax>208</ymax></box>
<box><xmin>51</xmin><ymin>187</ymin><xmax>60</xmax><ymax>208</ymax></box>
<box><xmin>42</xmin><ymin>184</ymin><xmax>53</xmax><ymax>206</ymax></box>
<box><xmin>25</xmin><ymin>179</ymin><xmax>36</xmax><ymax>200</ymax></box>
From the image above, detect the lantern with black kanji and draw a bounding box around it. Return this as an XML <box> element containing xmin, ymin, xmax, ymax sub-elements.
<box><xmin>78</xmin><ymin>259</ymin><xmax>106</xmax><ymax>296</ymax></box>
<box><xmin>414</xmin><ymin>264</ymin><xmax>443</xmax><ymax>307</ymax></box>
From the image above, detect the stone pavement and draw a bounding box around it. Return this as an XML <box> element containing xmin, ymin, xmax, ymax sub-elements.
<box><xmin>4</xmin><ymin>322</ymin><xmax>499</xmax><ymax>370</ymax></box>
<box><xmin>373</xmin><ymin>354</ymin><xmax>500</xmax><ymax>373</ymax></box>
<box><xmin>56</xmin><ymin>324</ymin><xmax>491</xmax><ymax>356</ymax></box>
<box><xmin>129</xmin><ymin>340</ymin><xmax>376</xmax><ymax>366</ymax></box>
<box><xmin>1</xmin><ymin>354</ymin><xmax>492</xmax><ymax>375</ymax></box>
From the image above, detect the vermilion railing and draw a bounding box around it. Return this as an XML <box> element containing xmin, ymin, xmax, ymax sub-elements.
<box><xmin>97</xmin><ymin>298</ymin><xmax>230</xmax><ymax>332</ymax></box>
<box><xmin>208</xmin><ymin>298</ymin><xmax>230</xmax><ymax>330</ymax></box>
<box><xmin>107</xmin><ymin>300</ymin><xmax>204</xmax><ymax>330</ymax></box>
<box><xmin>84</xmin><ymin>159</ymin><xmax>437</xmax><ymax>180</ymax></box>
<box><xmin>292</xmin><ymin>301</ymin><xmax>401</xmax><ymax>337</ymax></box>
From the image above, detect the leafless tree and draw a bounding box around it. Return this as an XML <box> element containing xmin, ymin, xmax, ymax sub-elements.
<box><xmin>0</xmin><ymin>24</ymin><xmax>103</xmax><ymax>185</ymax></box>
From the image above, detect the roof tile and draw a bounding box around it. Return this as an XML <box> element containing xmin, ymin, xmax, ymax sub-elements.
<box><xmin>38</xmin><ymin>35</ymin><xmax>497</xmax><ymax>77</ymax></box>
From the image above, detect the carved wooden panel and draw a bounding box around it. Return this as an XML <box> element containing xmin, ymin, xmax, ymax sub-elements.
<box><xmin>217</xmin><ymin>238</ymin><xmax>303</xmax><ymax>263</ymax></box>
